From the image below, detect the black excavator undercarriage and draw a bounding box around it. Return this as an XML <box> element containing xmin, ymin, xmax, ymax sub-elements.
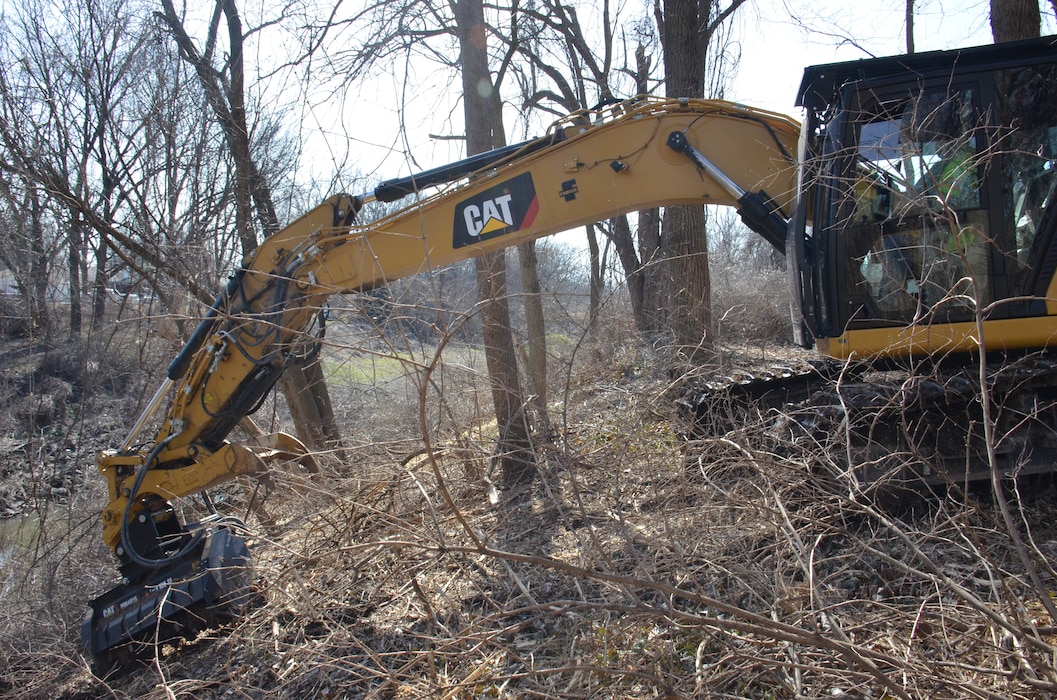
<box><xmin>680</xmin><ymin>352</ymin><xmax>1057</xmax><ymax>498</ymax></box>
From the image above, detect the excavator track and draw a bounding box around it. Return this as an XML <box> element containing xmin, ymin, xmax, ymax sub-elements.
<box><xmin>681</xmin><ymin>354</ymin><xmax>1057</xmax><ymax>496</ymax></box>
<box><xmin>679</xmin><ymin>358</ymin><xmax>859</xmax><ymax>435</ymax></box>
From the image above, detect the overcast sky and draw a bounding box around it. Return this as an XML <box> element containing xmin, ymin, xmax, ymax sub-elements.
<box><xmin>306</xmin><ymin>1</ymin><xmax>1057</xmax><ymax>196</ymax></box>
<box><xmin>731</xmin><ymin>0</ymin><xmax>1029</xmax><ymax>115</ymax></box>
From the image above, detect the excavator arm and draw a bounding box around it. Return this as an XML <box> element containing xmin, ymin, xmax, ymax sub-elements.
<box><xmin>83</xmin><ymin>96</ymin><xmax>800</xmax><ymax>664</ymax></box>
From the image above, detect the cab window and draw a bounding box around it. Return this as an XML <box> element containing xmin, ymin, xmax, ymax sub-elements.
<box><xmin>840</xmin><ymin>88</ymin><xmax>991</xmax><ymax>325</ymax></box>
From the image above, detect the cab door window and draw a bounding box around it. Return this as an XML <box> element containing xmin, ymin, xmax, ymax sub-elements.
<box><xmin>994</xmin><ymin>64</ymin><xmax>1057</xmax><ymax>299</ymax></box>
<box><xmin>842</xmin><ymin>88</ymin><xmax>991</xmax><ymax>325</ymax></box>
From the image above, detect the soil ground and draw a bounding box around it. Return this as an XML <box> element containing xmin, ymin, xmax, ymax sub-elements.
<box><xmin>2</xmin><ymin>318</ymin><xmax>1057</xmax><ymax>699</ymax></box>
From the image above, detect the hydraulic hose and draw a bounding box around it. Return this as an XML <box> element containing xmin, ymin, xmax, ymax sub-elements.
<box><xmin>118</xmin><ymin>434</ymin><xmax>206</xmax><ymax>570</ymax></box>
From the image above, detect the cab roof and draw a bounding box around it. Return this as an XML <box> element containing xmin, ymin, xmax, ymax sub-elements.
<box><xmin>796</xmin><ymin>35</ymin><xmax>1057</xmax><ymax>112</ymax></box>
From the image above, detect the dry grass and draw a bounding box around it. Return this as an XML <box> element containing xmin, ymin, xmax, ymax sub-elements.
<box><xmin>2</xmin><ymin>310</ymin><xmax>1057</xmax><ymax>699</ymax></box>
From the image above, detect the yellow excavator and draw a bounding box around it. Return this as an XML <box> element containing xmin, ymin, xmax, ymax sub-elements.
<box><xmin>83</xmin><ymin>35</ymin><xmax>1057</xmax><ymax>665</ymax></box>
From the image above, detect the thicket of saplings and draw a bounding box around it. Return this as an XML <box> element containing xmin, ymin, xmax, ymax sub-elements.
<box><xmin>1</xmin><ymin>236</ymin><xmax>1056</xmax><ymax>699</ymax></box>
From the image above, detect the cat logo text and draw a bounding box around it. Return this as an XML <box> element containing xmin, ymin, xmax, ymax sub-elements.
<box><xmin>453</xmin><ymin>172</ymin><xmax>539</xmax><ymax>249</ymax></box>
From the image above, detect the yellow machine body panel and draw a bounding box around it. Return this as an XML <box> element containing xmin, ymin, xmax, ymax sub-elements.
<box><xmin>816</xmin><ymin>316</ymin><xmax>1057</xmax><ymax>361</ymax></box>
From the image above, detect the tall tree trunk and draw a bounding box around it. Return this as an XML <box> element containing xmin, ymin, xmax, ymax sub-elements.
<box><xmin>67</xmin><ymin>211</ymin><xmax>82</xmax><ymax>337</ymax></box>
<box><xmin>990</xmin><ymin>0</ymin><xmax>1040</xmax><ymax>42</ymax></box>
<box><xmin>517</xmin><ymin>240</ymin><xmax>549</xmax><ymax>428</ymax></box>
<box><xmin>93</xmin><ymin>150</ymin><xmax>116</xmax><ymax>324</ymax></box>
<box><xmin>160</xmin><ymin>0</ymin><xmax>341</xmax><ymax>454</ymax></box>
<box><xmin>506</xmin><ymin>98</ymin><xmax>548</xmax><ymax>428</ymax></box>
<box><xmin>278</xmin><ymin>362</ymin><xmax>326</xmax><ymax>448</ymax></box>
<box><xmin>607</xmin><ymin>215</ymin><xmax>647</xmax><ymax>334</ymax></box>
<box><xmin>656</xmin><ymin>0</ymin><xmax>724</xmax><ymax>368</ymax></box>
<box><xmin>27</xmin><ymin>187</ymin><xmax>49</xmax><ymax>335</ymax></box>
<box><xmin>664</xmin><ymin>205</ymin><xmax>712</xmax><ymax>364</ymax></box>
<box><xmin>476</xmin><ymin>253</ymin><xmax>534</xmax><ymax>486</ymax></box>
<box><xmin>92</xmin><ymin>237</ymin><xmax>109</xmax><ymax>323</ymax></box>
<box><xmin>905</xmin><ymin>0</ymin><xmax>915</xmax><ymax>54</ymax></box>
<box><xmin>586</xmin><ymin>223</ymin><xmax>602</xmax><ymax>339</ymax></box>
<box><xmin>632</xmin><ymin>40</ymin><xmax>666</xmax><ymax>341</ymax></box>
<box><xmin>454</xmin><ymin>0</ymin><xmax>535</xmax><ymax>488</ymax></box>
<box><xmin>638</xmin><ymin>208</ymin><xmax>665</xmax><ymax>337</ymax></box>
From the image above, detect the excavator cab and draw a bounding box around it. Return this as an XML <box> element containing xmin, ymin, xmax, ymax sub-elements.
<box><xmin>790</xmin><ymin>36</ymin><xmax>1057</xmax><ymax>361</ymax></box>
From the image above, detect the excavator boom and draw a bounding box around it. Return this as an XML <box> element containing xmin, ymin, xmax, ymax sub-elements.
<box><xmin>83</xmin><ymin>35</ymin><xmax>1057</xmax><ymax>665</ymax></box>
<box><xmin>82</xmin><ymin>96</ymin><xmax>800</xmax><ymax>664</ymax></box>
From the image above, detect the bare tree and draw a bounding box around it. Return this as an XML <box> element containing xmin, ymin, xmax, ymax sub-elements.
<box><xmin>299</xmin><ymin>0</ymin><xmax>545</xmax><ymax>485</ymax></box>
<box><xmin>157</xmin><ymin>0</ymin><xmax>343</xmax><ymax>452</ymax></box>
<box><xmin>0</xmin><ymin>0</ymin><xmax>162</xmax><ymax>336</ymax></box>
<box><xmin>0</xmin><ymin>175</ymin><xmax>53</xmax><ymax>334</ymax></box>
<box><xmin>452</xmin><ymin>0</ymin><xmax>536</xmax><ymax>487</ymax></box>
<box><xmin>507</xmin><ymin>0</ymin><xmax>665</xmax><ymax>337</ymax></box>
<box><xmin>0</xmin><ymin>0</ymin><xmax>285</xmax><ymax>347</ymax></box>
<box><xmin>654</xmin><ymin>0</ymin><xmax>749</xmax><ymax>368</ymax></box>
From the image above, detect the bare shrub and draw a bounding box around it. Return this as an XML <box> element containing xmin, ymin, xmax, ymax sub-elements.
<box><xmin>0</xmin><ymin>295</ymin><xmax>30</xmax><ymax>338</ymax></box>
<box><xmin>3</xmin><ymin>276</ymin><xmax>1056</xmax><ymax>699</ymax></box>
<box><xmin>708</xmin><ymin>211</ymin><xmax>791</xmax><ymax>346</ymax></box>
<box><xmin>711</xmin><ymin>265</ymin><xmax>790</xmax><ymax>343</ymax></box>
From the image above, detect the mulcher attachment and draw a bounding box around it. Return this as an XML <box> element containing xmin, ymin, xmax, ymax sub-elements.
<box><xmin>82</xmin><ymin>525</ymin><xmax>253</xmax><ymax>671</ymax></box>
